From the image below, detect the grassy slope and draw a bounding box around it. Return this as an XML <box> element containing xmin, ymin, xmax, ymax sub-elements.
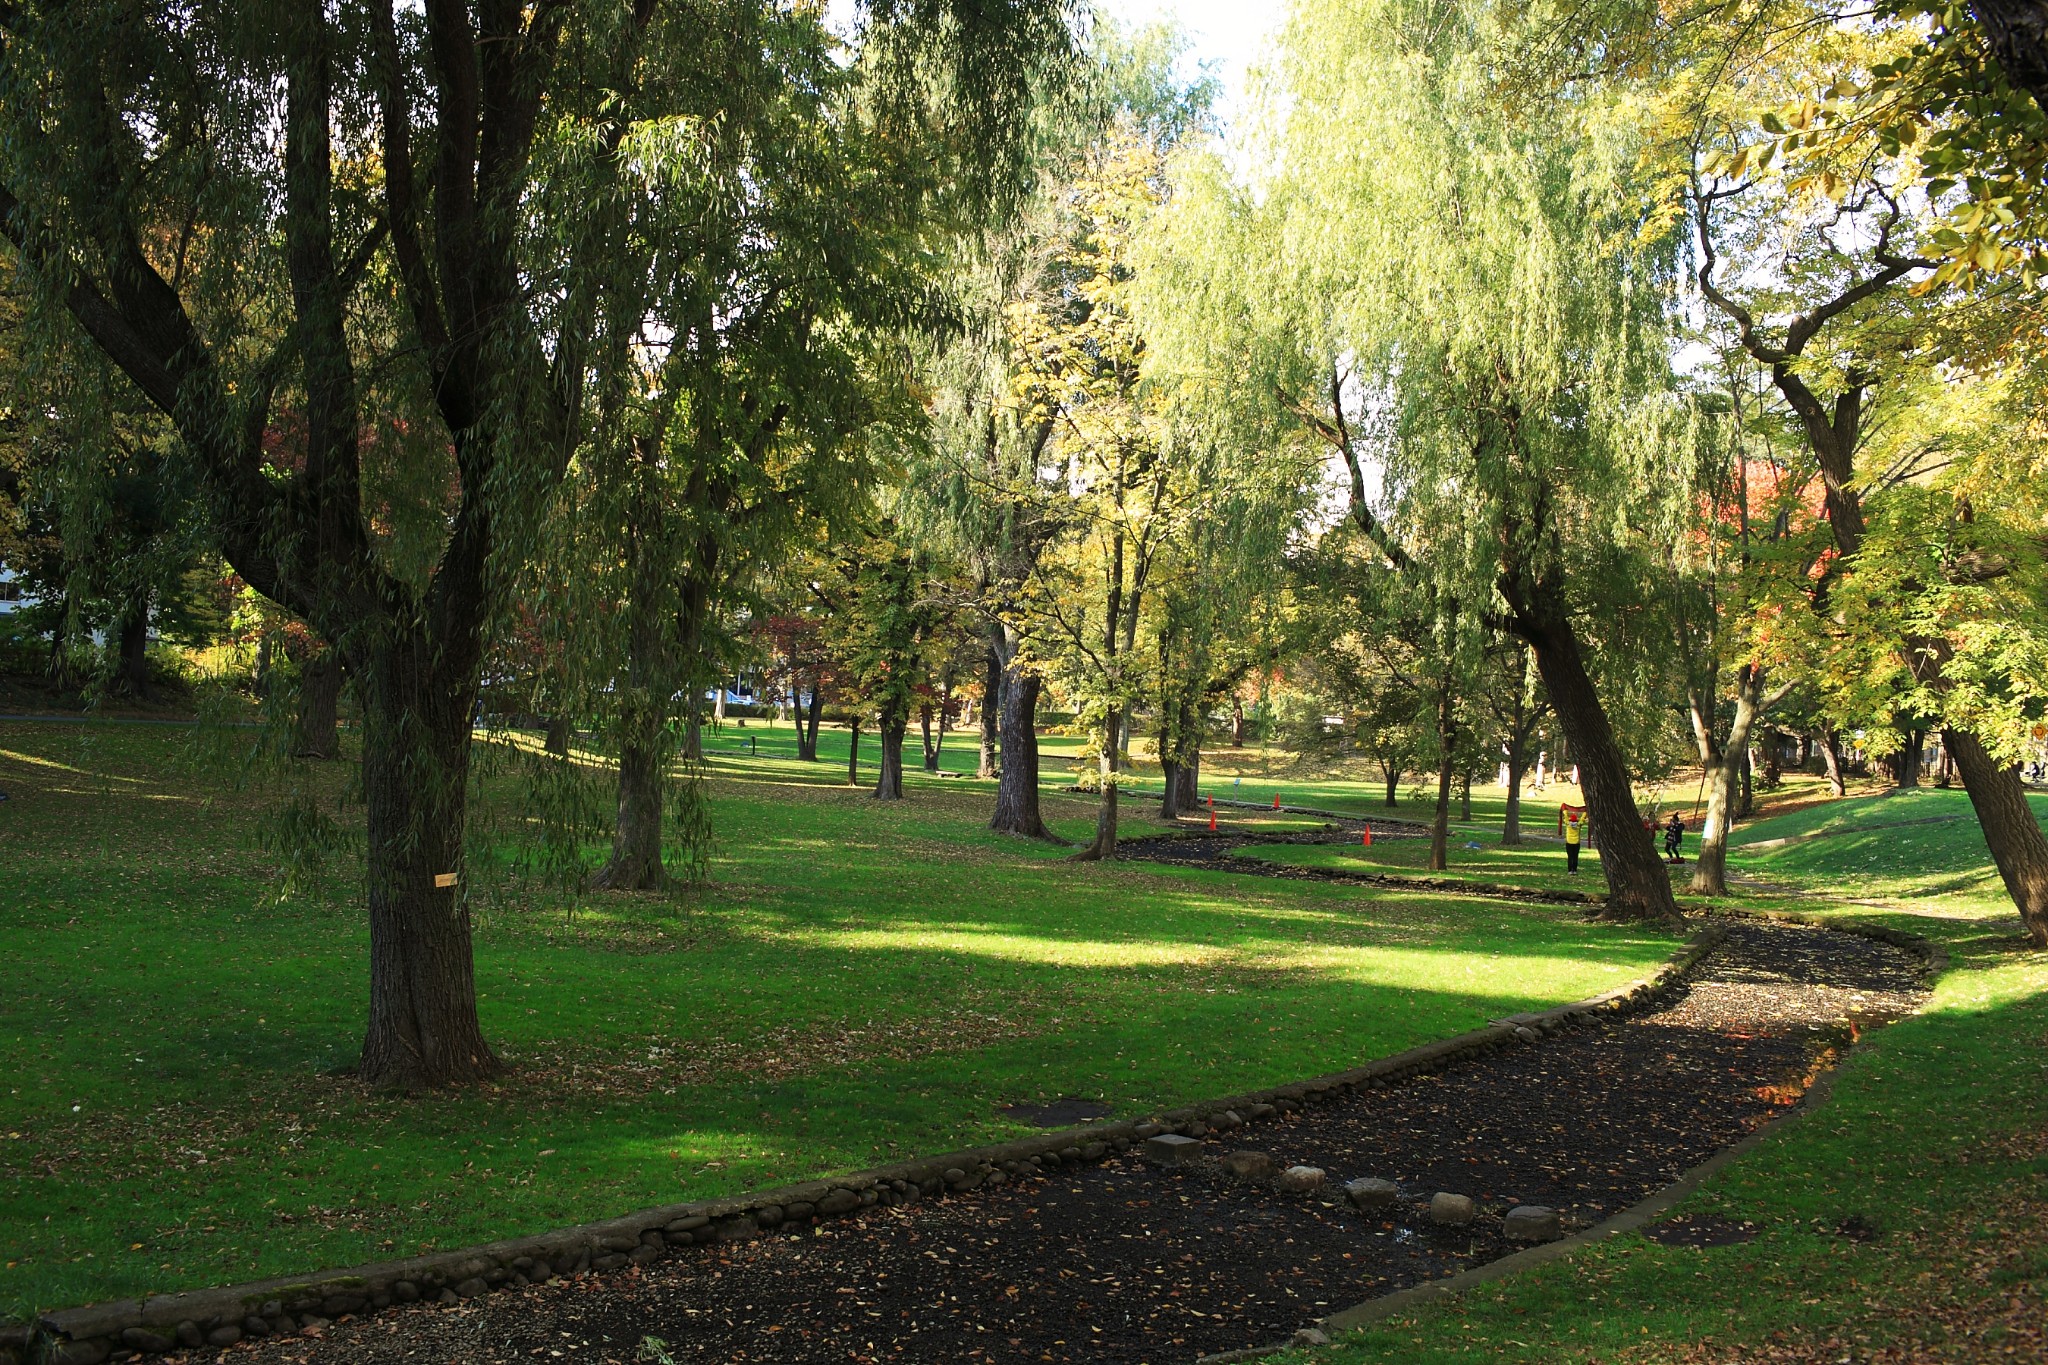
<box><xmin>0</xmin><ymin>721</ymin><xmax>1673</xmax><ymax>1316</ymax></box>
<box><xmin>1282</xmin><ymin>785</ymin><xmax>2048</xmax><ymax>1364</ymax></box>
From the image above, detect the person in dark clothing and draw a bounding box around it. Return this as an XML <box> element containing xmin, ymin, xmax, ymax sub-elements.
<box><xmin>1664</xmin><ymin>813</ymin><xmax>1685</xmax><ymax>863</ymax></box>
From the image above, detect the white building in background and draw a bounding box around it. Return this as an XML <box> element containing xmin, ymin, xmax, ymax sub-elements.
<box><xmin>0</xmin><ymin>563</ymin><xmax>27</xmax><ymax>617</ymax></box>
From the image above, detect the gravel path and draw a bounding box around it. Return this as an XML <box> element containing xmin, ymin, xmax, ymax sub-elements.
<box><xmin>208</xmin><ymin>918</ymin><xmax>1923</xmax><ymax>1365</ymax></box>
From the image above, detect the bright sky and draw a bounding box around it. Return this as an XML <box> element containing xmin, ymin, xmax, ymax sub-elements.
<box><xmin>1096</xmin><ymin>0</ymin><xmax>1289</xmax><ymax>123</ymax></box>
<box><xmin>824</xmin><ymin>2</ymin><xmax>1291</xmax><ymax>127</ymax></box>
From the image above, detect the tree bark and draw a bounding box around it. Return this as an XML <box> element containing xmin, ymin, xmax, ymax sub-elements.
<box><xmin>1972</xmin><ymin>1</ymin><xmax>2048</xmax><ymax>116</ymax></box>
<box><xmin>1073</xmin><ymin>707</ymin><xmax>1122</xmax><ymax>861</ymax></box>
<box><xmin>1177</xmin><ymin>749</ymin><xmax>1199</xmax><ymax>810</ymax></box>
<box><xmin>544</xmin><ymin>715</ymin><xmax>571</xmax><ymax>758</ymax></box>
<box><xmin>990</xmin><ymin>639</ymin><xmax>1053</xmax><ymax>839</ymax></box>
<box><xmin>1502</xmin><ymin>729</ymin><xmax>1526</xmax><ymax>845</ymax></box>
<box><xmin>847</xmin><ymin>717</ymin><xmax>861</xmax><ymax>786</ymax></box>
<box><xmin>294</xmin><ymin>650</ymin><xmax>344</xmax><ymax>760</ymax></box>
<box><xmin>1459</xmin><ymin>769</ymin><xmax>1472</xmax><ymax>823</ymax></box>
<box><xmin>1692</xmin><ymin>664</ymin><xmax>1764</xmax><ymax>897</ymax></box>
<box><xmin>355</xmin><ymin>651</ymin><xmax>498</xmax><ymax>1088</ymax></box>
<box><xmin>1160</xmin><ymin>753</ymin><xmax>1183</xmax><ymax>819</ymax></box>
<box><xmin>875</xmin><ymin>704</ymin><xmax>907</xmax><ymax>800</ymax></box>
<box><xmin>919</xmin><ymin>704</ymin><xmax>939</xmax><ymax>773</ymax></box>
<box><xmin>1382</xmin><ymin>763</ymin><xmax>1400</xmax><ymax>808</ymax></box>
<box><xmin>1820</xmin><ymin>728</ymin><xmax>1847</xmax><ymax>797</ymax></box>
<box><xmin>799</xmin><ymin>677</ymin><xmax>823</xmax><ymax>761</ymax></box>
<box><xmin>977</xmin><ymin>643</ymin><xmax>1000</xmax><ymax>779</ymax></box>
<box><xmin>1944</xmin><ymin>727</ymin><xmax>2048</xmax><ymax>945</ymax></box>
<box><xmin>114</xmin><ymin>606</ymin><xmax>150</xmax><ymax>698</ymax></box>
<box><xmin>593</xmin><ymin>717</ymin><xmax>669</xmax><ymax>890</ymax></box>
<box><xmin>1500</xmin><ymin>575</ymin><xmax>1681</xmax><ymax>925</ymax></box>
<box><xmin>1428</xmin><ymin>680</ymin><xmax>1454</xmax><ymax>871</ymax></box>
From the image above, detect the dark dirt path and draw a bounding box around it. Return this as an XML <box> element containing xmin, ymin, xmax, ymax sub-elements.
<box><xmin>216</xmin><ymin>920</ymin><xmax>1923</xmax><ymax>1365</ymax></box>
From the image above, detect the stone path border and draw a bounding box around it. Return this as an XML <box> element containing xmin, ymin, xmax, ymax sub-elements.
<box><xmin>8</xmin><ymin>928</ymin><xmax>1729</xmax><ymax>1365</ymax></box>
<box><xmin>1189</xmin><ymin>912</ymin><xmax>1949</xmax><ymax>1365</ymax></box>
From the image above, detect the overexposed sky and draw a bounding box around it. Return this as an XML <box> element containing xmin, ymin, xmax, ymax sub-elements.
<box><xmin>1099</xmin><ymin>0</ymin><xmax>1289</xmax><ymax>123</ymax></box>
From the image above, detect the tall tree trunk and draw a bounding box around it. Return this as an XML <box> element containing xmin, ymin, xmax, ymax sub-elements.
<box><xmin>1692</xmin><ymin>664</ymin><xmax>1764</xmax><ymax>897</ymax></box>
<box><xmin>1820</xmin><ymin>728</ymin><xmax>1847</xmax><ymax>797</ymax></box>
<box><xmin>875</xmin><ymin>704</ymin><xmax>907</xmax><ymax>800</ymax></box>
<box><xmin>977</xmin><ymin>643</ymin><xmax>1000</xmax><ymax>779</ymax></box>
<box><xmin>1502</xmin><ymin>729</ymin><xmax>1527</xmax><ymax>845</ymax></box>
<box><xmin>355</xmin><ymin>652</ymin><xmax>498</xmax><ymax>1088</ymax></box>
<box><xmin>847</xmin><ymin>716</ymin><xmax>861</xmax><ymax>786</ymax></box>
<box><xmin>1160</xmin><ymin>752</ymin><xmax>1183</xmax><ymax>819</ymax></box>
<box><xmin>1176</xmin><ymin>748</ymin><xmax>1199</xmax><ymax>809</ymax></box>
<box><xmin>114</xmin><ymin>606</ymin><xmax>150</xmax><ymax>698</ymax></box>
<box><xmin>1502</xmin><ymin>576</ymin><xmax>1681</xmax><ymax>925</ymax></box>
<box><xmin>930</xmin><ymin>675</ymin><xmax>952</xmax><ymax>770</ymax></box>
<box><xmin>1428</xmin><ymin>681</ymin><xmax>1454</xmax><ymax>871</ymax></box>
<box><xmin>1459</xmin><ymin>769</ymin><xmax>1473</xmax><ymax>822</ymax></box>
<box><xmin>1972</xmin><ymin>0</ymin><xmax>2048</xmax><ymax>116</ymax></box>
<box><xmin>1074</xmin><ymin>707</ymin><xmax>1122</xmax><ymax>861</ymax></box>
<box><xmin>1944</xmin><ymin>727</ymin><xmax>2048</xmax><ymax>945</ymax></box>
<box><xmin>919</xmin><ymin>704</ymin><xmax>939</xmax><ymax>773</ymax></box>
<box><xmin>990</xmin><ymin>637</ymin><xmax>1053</xmax><ymax>840</ymax></box>
<box><xmin>544</xmin><ymin>715</ymin><xmax>571</xmax><ymax>758</ymax></box>
<box><xmin>294</xmin><ymin>650</ymin><xmax>344</xmax><ymax>759</ymax></box>
<box><xmin>800</xmin><ymin>678</ymin><xmax>823</xmax><ymax>761</ymax></box>
<box><xmin>1383</xmin><ymin>763</ymin><xmax>1400</xmax><ymax>808</ymax></box>
<box><xmin>594</xmin><ymin>717</ymin><xmax>669</xmax><ymax>890</ymax></box>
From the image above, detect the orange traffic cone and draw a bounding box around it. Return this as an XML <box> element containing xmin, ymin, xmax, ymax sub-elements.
<box><xmin>1272</xmin><ymin>793</ymin><xmax>1281</xmax><ymax>810</ymax></box>
<box><xmin>1362</xmin><ymin>824</ymin><xmax>1372</xmax><ymax>847</ymax></box>
<box><xmin>1208</xmin><ymin>806</ymin><xmax>1217</xmax><ymax>832</ymax></box>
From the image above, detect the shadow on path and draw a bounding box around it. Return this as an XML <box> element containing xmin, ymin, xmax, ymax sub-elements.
<box><xmin>229</xmin><ymin>921</ymin><xmax>1923</xmax><ymax>1365</ymax></box>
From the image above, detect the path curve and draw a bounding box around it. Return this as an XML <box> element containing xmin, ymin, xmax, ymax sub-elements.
<box><xmin>209</xmin><ymin>919</ymin><xmax>1922</xmax><ymax>1365</ymax></box>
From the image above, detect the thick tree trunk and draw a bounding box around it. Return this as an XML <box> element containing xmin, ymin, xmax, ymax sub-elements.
<box><xmin>1820</xmin><ymin>729</ymin><xmax>1847</xmax><ymax>797</ymax></box>
<box><xmin>1160</xmin><ymin>754</ymin><xmax>1183</xmax><ymax>819</ymax></box>
<box><xmin>1972</xmin><ymin>1</ymin><xmax>2048</xmax><ymax>115</ymax></box>
<box><xmin>544</xmin><ymin>715</ymin><xmax>571</xmax><ymax>758</ymax></box>
<box><xmin>875</xmin><ymin>706</ymin><xmax>907</xmax><ymax>800</ymax></box>
<box><xmin>114</xmin><ymin>607</ymin><xmax>150</xmax><ymax>698</ymax></box>
<box><xmin>978</xmin><ymin>644</ymin><xmax>1000</xmax><ymax>779</ymax></box>
<box><xmin>1177</xmin><ymin>749</ymin><xmax>1199</xmax><ymax>809</ymax></box>
<box><xmin>593</xmin><ymin>717</ymin><xmax>669</xmax><ymax>890</ymax></box>
<box><xmin>919</xmin><ymin>705</ymin><xmax>939</xmax><ymax>773</ymax></box>
<box><xmin>847</xmin><ymin>717</ymin><xmax>861</xmax><ymax>786</ymax></box>
<box><xmin>1460</xmin><ymin>770</ymin><xmax>1473</xmax><ymax>822</ymax></box>
<box><xmin>1945</xmin><ymin>728</ymin><xmax>2048</xmax><ymax>944</ymax></box>
<box><xmin>1503</xmin><ymin>581</ymin><xmax>1681</xmax><ymax>925</ymax></box>
<box><xmin>1383</xmin><ymin>765</ymin><xmax>1400</xmax><ymax>807</ymax></box>
<box><xmin>355</xmin><ymin>655</ymin><xmax>498</xmax><ymax>1088</ymax></box>
<box><xmin>1737</xmin><ymin>749</ymin><xmax>1754</xmax><ymax>819</ymax></box>
<box><xmin>294</xmin><ymin>650</ymin><xmax>344</xmax><ymax>759</ymax></box>
<box><xmin>990</xmin><ymin>645</ymin><xmax>1053</xmax><ymax>840</ymax></box>
<box><xmin>1692</xmin><ymin>665</ymin><xmax>1764</xmax><ymax>897</ymax></box>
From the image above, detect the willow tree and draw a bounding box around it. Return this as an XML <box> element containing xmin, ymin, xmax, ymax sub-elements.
<box><xmin>0</xmin><ymin>0</ymin><xmax>1074</xmax><ymax>1086</ymax></box>
<box><xmin>1163</xmin><ymin>0</ymin><xmax>1691</xmax><ymax>921</ymax></box>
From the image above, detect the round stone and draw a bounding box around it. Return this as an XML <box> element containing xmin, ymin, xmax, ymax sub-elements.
<box><xmin>1430</xmin><ymin>1192</ymin><xmax>1477</xmax><ymax>1225</ymax></box>
<box><xmin>1344</xmin><ymin>1177</ymin><xmax>1400</xmax><ymax>1210</ymax></box>
<box><xmin>1277</xmin><ymin>1165</ymin><xmax>1327</xmax><ymax>1193</ymax></box>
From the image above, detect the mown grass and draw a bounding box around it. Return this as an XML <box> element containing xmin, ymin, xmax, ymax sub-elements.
<box><xmin>1237</xmin><ymin>829</ymin><xmax>1649</xmax><ymax>896</ymax></box>
<box><xmin>0</xmin><ymin>719</ymin><xmax>1674</xmax><ymax>1318</ymax></box>
<box><xmin>1279</xmin><ymin>787</ymin><xmax>2048</xmax><ymax>1365</ymax></box>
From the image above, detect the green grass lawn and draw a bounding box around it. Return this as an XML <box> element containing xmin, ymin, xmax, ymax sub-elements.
<box><xmin>1280</xmin><ymin>787</ymin><xmax>2048</xmax><ymax>1365</ymax></box>
<box><xmin>1728</xmin><ymin>782</ymin><xmax>2048</xmax><ymax>915</ymax></box>
<box><xmin>1236</xmin><ymin>827</ymin><xmax>1646</xmax><ymax>897</ymax></box>
<box><xmin>0</xmin><ymin>720</ymin><xmax>1678</xmax><ymax>1318</ymax></box>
